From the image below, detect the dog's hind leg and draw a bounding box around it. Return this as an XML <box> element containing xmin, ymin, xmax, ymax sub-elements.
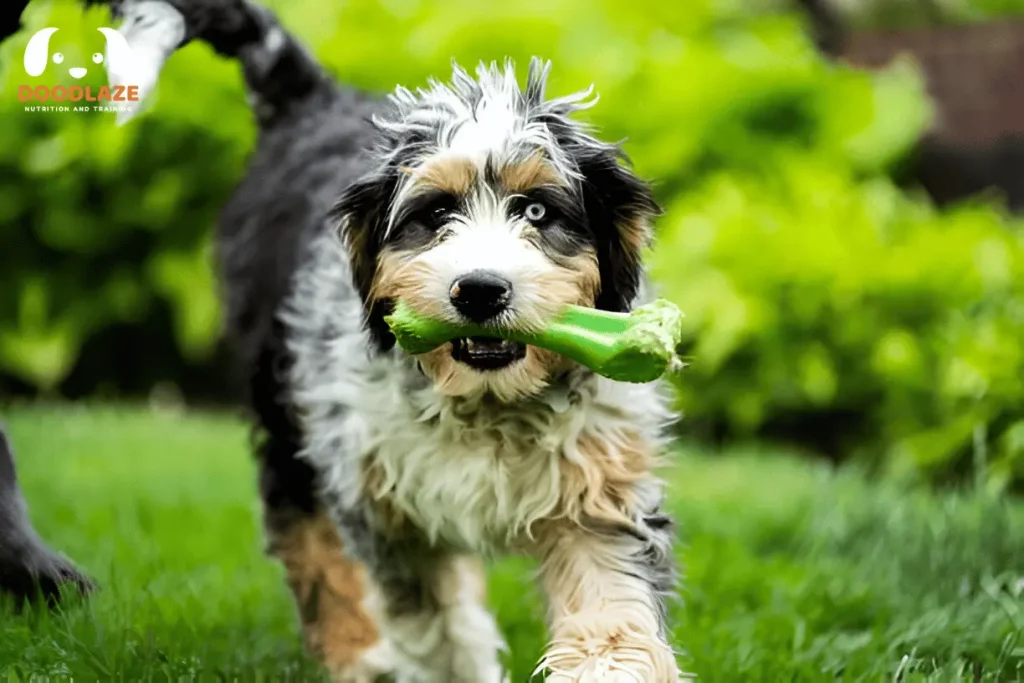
<box><xmin>265</xmin><ymin>506</ymin><xmax>393</xmax><ymax>681</ymax></box>
<box><xmin>251</xmin><ymin>343</ymin><xmax>392</xmax><ymax>681</ymax></box>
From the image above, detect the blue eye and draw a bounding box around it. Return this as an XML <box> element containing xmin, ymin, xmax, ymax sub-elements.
<box><xmin>524</xmin><ymin>202</ymin><xmax>546</xmax><ymax>223</ymax></box>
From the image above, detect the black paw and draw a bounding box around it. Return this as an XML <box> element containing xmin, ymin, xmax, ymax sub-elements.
<box><xmin>0</xmin><ymin>547</ymin><xmax>96</xmax><ymax>608</ymax></box>
<box><xmin>0</xmin><ymin>425</ymin><xmax>95</xmax><ymax>608</ymax></box>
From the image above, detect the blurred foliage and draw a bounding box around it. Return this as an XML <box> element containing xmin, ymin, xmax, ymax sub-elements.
<box><xmin>654</xmin><ymin>167</ymin><xmax>1024</xmax><ymax>490</ymax></box>
<box><xmin>0</xmin><ymin>0</ymin><xmax>1022</xmax><ymax>486</ymax></box>
<box><xmin>754</xmin><ymin>0</ymin><xmax>1024</xmax><ymax>28</ymax></box>
<box><xmin>834</xmin><ymin>0</ymin><xmax>1024</xmax><ymax>27</ymax></box>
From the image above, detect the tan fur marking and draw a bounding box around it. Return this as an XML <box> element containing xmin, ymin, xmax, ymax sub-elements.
<box><xmin>416</xmin><ymin>343</ymin><xmax>461</xmax><ymax>392</ymax></box>
<box><xmin>412</xmin><ymin>156</ymin><xmax>478</xmax><ymax>196</ymax></box>
<box><xmin>499</xmin><ymin>153</ymin><xmax>564</xmax><ymax>194</ymax></box>
<box><xmin>616</xmin><ymin>215</ymin><xmax>653</xmax><ymax>266</ymax></box>
<box><xmin>268</xmin><ymin>514</ymin><xmax>381</xmax><ymax>671</ymax></box>
<box><xmin>370</xmin><ymin>249</ymin><xmax>449</xmax><ymax>319</ymax></box>
<box><xmin>516</xmin><ymin>249</ymin><xmax>599</xmax><ymax>330</ymax></box>
<box><xmin>562</xmin><ymin>249</ymin><xmax>600</xmax><ymax>309</ymax></box>
<box><xmin>368</xmin><ymin>248</ymin><xmax>407</xmax><ymax>302</ymax></box>
<box><xmin>363</xmin><ymin>460</ymin><xmax>411</xmax><ymax>535</ymax></box>
<box><xmin>558</xmin><ymin>431</ymin><xmax>655</xmax><ymax>528</ymax></box>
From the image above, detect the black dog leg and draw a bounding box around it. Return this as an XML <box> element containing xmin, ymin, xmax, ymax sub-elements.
<box><xmin>0</xmin><ymin>1</ymin><xmax>94</xmax><ymax>608</ymax></box>
<box><xmin>0</xmin><ymin>426</ymin><xmax>93</xmax><ymax>606</ymax></box>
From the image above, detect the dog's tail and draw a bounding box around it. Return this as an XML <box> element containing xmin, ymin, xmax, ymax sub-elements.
<box><xmin>89</xmin><ymin>0</ymin><xmax>330</xmax><ymax>124</ymax></box>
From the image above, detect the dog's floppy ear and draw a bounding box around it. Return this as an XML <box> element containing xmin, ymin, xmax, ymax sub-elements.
<box><xmin>330</xmin><ymin>169</ymin><xmax>399</xmax><ymax>348</ymax></box>
<box><xmin>577</xmin><ymin>146</ymin><xmax>660</xmax><ymax>312</ymax></box>
<box><xmin>527</xmin><ymin>57</ymin><xmax>660</xmax><ymax>312</ymax></box>
<box><xmin>23</xmin><ymin>27</ymin><xmax>58</xmax><ymax>77</ymax></box>
<box><xmin>331</xmin><ymin>172</ymin><xmax>394</xmax><ymax>303</ymax></box>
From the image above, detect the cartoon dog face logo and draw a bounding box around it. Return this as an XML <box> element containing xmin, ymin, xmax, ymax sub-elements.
<box><xmin>23</xmin><ymin>27</ymin><xmax>131</xmax><ymax>80</ymax></box>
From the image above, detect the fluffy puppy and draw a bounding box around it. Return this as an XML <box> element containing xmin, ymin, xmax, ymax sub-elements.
<box><xmin>98</xmin><ymin>1</ymin><xmax>682</xmax><ymax>680</ymax></box>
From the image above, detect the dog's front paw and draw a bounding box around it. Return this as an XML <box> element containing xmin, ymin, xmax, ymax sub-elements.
<box><xmin>542</xmin><ymin>661</ymin><xmax>648</xmax><ymax>683</ymax></box>
<box><xmin>328</xmin><ymin>639</ymin><xmax>395</xmax><ymax>683</ymax></box>
<box><xmin>536</xmin><ymin>633</ymin><xmax>679</xmax><ymax>683</ymax></box>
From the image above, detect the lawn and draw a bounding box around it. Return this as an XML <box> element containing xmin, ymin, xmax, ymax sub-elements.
<box><xmin>1</xmin><ymin>405</ymin><xmax>1022</xmax><ymax>682</ymax></box>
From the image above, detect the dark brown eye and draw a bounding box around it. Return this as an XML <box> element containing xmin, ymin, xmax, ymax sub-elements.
<box><xmin>404</xmin><ymin>194</ymin><xmax>458</xmax><ymax>232</ymax></box>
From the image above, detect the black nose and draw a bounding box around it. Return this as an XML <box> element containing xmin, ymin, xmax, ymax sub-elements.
<box><xmin>449</xmin><ymin>270</ymin><xmax>512</xmax><ymax>322</ymax></box>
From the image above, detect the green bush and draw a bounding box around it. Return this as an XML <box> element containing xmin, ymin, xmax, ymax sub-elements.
<box><xmin>839</xmin><ymin>0</ymin><xmax>1024</xmax><ymax>27</ymax></box>
<box><xmin>653</xmin><ymin>161</ymin><xmax>1024</xmax><ymax>489</ymax></box>
<box><xmin>1</xmin><ymin>0</ymin><xmax>1021</xmax><ymax>486</ymax></box>
<box><xmin>0</xmin><ymin>1</ymin><xmax>252</xmax><ymax>394</ymax></box>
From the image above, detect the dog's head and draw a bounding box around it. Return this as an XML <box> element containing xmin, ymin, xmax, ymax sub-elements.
<box><xmin>23</xmin><ymin>27</ymin><xmax>132</xmax><ymax>80</ymax></box>
<box><xmin>334</xmin><ymin>59</ymin><xmax>659</xmax><ymax>401</ymax></box>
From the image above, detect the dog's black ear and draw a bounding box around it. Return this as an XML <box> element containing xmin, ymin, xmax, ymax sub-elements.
<box><xmin>331</xmin><ymin>174</ymin><xmax>390</xmax><ymax>302</ymax></box>
<box><xmin>576</xmin><ymin>146</ymin><xmax>660</xmax><ymax>312</ymax></box>
<box><xmin>330</xmin><ymin>170</ymin><xmax>398</xmax><ymax>349</ymax></box>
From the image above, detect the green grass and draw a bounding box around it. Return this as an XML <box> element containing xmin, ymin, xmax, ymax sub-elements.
<box><xmin>1</xmin><ymin>405</ymin><xmax>1022</xmax><ymax>682</ymax></box>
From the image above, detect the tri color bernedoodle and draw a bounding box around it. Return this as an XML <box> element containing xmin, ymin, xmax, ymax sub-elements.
<box><xmin>35</xmin><ymin>0</ymin><xmax>684</xmax><ymax>679</ymax></box>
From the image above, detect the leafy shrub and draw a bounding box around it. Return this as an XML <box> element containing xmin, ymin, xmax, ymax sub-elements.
<box><xmin>0</xmin><ymin>2</ymin><xmax>252</xmax><ymax>395</ymax></box>
<box><xmin>840</xmin><ymin>0</ymin><xmax>1024</xmax><ymax>27</ymax></box>
<box><xmin>0</xmin><ymin>0</ymin><xmax>1021</xmax><ymax>485</ymax></box>
<box><xmin>653</xmin><ymin>160</ymin><xmax>1024</xmax><ymax>489</ymax></box>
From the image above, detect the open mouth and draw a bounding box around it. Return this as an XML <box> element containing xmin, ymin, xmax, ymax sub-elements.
<box><xmin>450</xmin><ymin>336</ymin><xmax>526</xmax><ymax>371</ymax></box>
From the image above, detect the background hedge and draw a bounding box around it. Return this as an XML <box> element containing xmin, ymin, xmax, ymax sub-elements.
<box><xmin>1</xmin><ymin>0</ymin><xmax>1022</xmax><ymax>487</ymax></box>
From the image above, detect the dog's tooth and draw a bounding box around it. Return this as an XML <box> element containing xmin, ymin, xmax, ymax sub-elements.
<box><xmin>465</xmin><ymin>339</ymin><xmax>477</xmax><ymax>351</ymax></box>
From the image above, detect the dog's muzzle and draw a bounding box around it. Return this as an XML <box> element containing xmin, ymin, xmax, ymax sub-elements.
<box><xmin>448</xmin><ymin>270</ymin><xmax>525</xmax><ymax>370</ymax></box>
<box><xmin>449</xmin><ymin>270</ymin><xmax>512</xmax><ymax>323</ymax></box>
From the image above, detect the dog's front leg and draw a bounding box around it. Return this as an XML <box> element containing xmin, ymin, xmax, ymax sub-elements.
<box><xmin>535</xmin><ymin>520</ymin><xmax>680</xmax><ymax>682</ymax></box>
<box><xmin>334</xmin><ymin>507</ymin><xmax>506</xmax><ymax>683</ymax></box>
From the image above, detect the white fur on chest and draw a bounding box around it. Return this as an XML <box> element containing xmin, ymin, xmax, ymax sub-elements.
<box><xmin>366</xmin><ymin>397</ymin><xmax>571</xmax><ymax>550</ymax></box>
<box><xmin>321</xmin><ymin>361</ymin><xmax>666</xmax><ymax>551</ymax></box>
<box><xmin>296</xmin><ymin>352</ymin><xmax>668</xmax><ymax>552</ymax></box>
